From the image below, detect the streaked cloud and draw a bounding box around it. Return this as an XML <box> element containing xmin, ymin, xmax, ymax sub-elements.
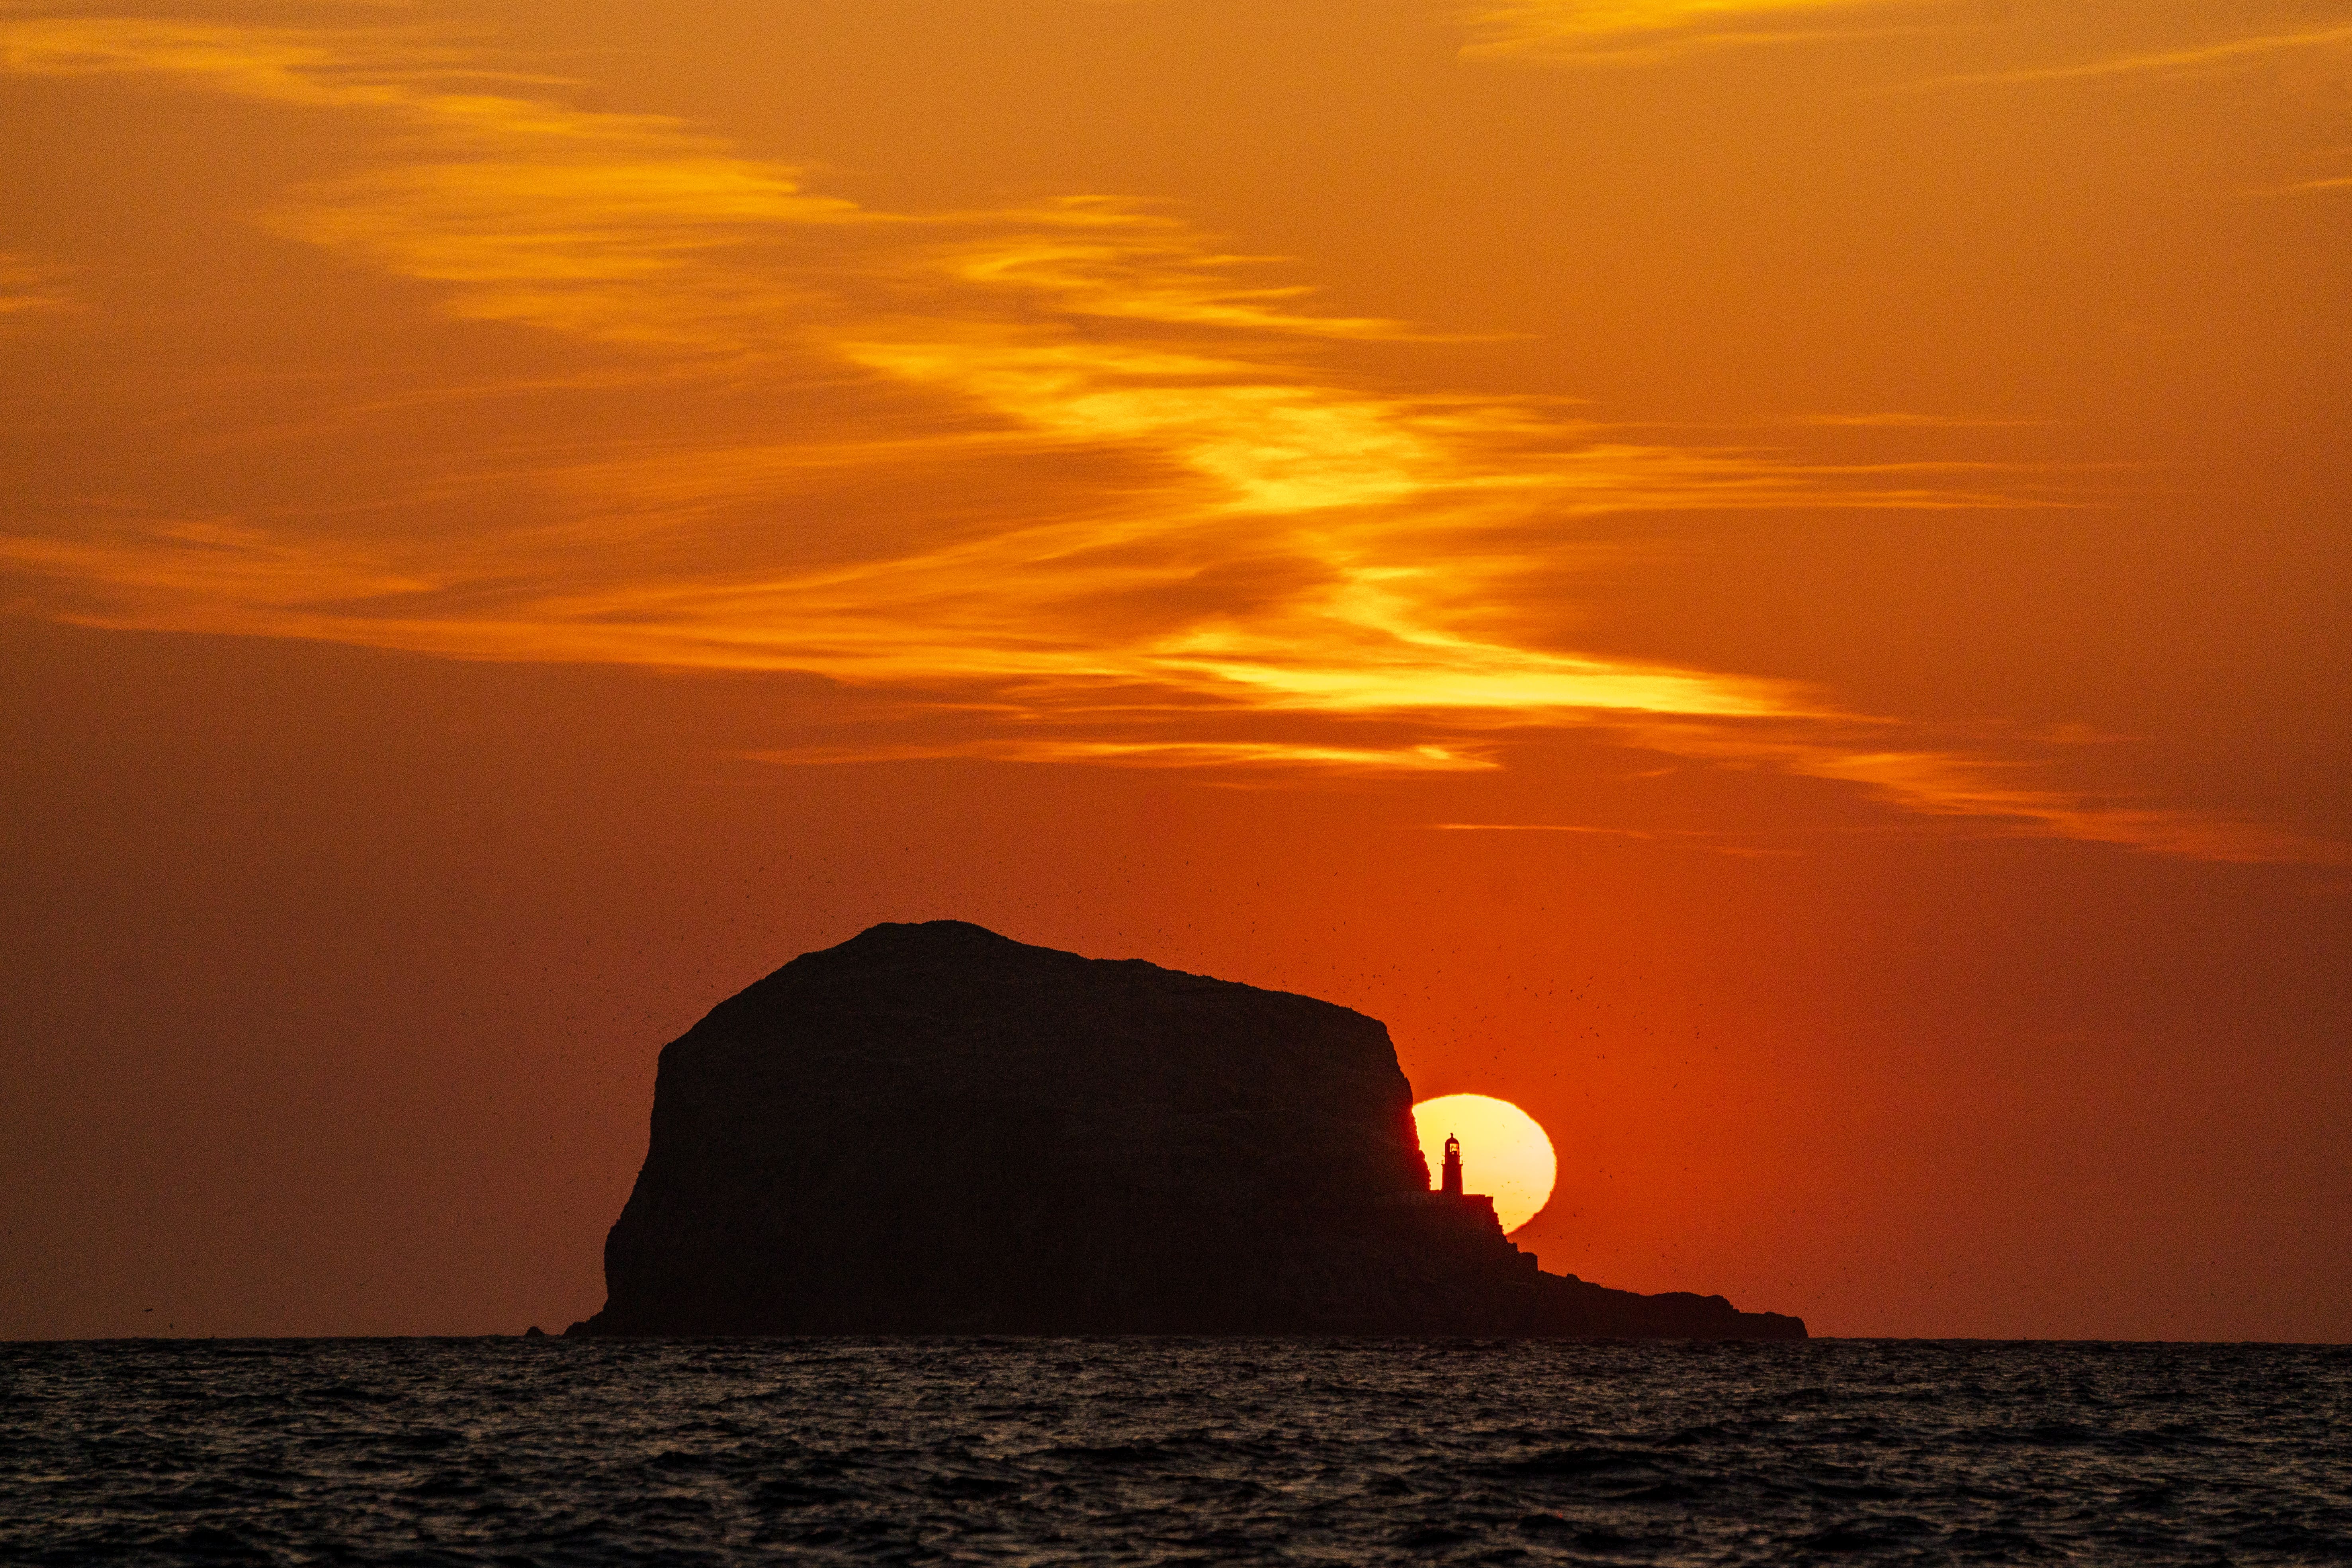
<box><xmin>1462</xmin><ymin>1</ymin><xmax>2352</xmax><ymax>86</ymax></box>
<box><xmin>925</xmin><ymin>197</ymin><xmax>1419</xmax><ymax>341</ymax></box>
<box><xmin>0</xmin><ymin>14</ymin><xmax>862</xmax><ymax>355</ymax></box>
<box><xmin>1460</xmin><ymin>0</ymin><xmax>1921</xmax><ymax>65</ymax></box>
<box><xmin>1922</xmin><ymin>22</ymin><xmax>2352</xmax><ymax>88</ymax></box>
<box><xmin>1795</xmin><ymin>413</ymin><xmax>2051</xmax><ymax>429</ymax></box>
<box><xmin>1431</xmin><ymin>823</ymin><xmax>1801</xmax><ymax>856</ymax></box>
<box><xmin>0</xmin><ymin>252</ymin><xmax>74</xmax><ymax>314</ymax></box>
<box><xmin>1799</xmin><ymin>748</ymin><xmax>2352</xmax><ymax>865</ymax></box>
<box><xmin>0</xmin><ymin>520</ymin><xmax>437</xmax><ymax>610</ymax></box>
<box><xmin>1626</xmin><ymin>722</ymin><xmax>2352</xmax><ymax>867</ymax></box>
<box><xmin>1</xmin><ymin>10</ymin><xmax>2330</xmax><ymax>866</ymax></box>
<box><xmin>746</xmin><ymin>740</ymin><xmax>1497</xmax><ymax>773</ymax></box>
<box><xmin>0</xmin><ymin>12</ymin><xmax>1932</xmax><ymax>712</ymax></box>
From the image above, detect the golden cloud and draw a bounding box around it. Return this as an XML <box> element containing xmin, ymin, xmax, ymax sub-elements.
<box><xmin>1459</xmin><ymin>0</ymin><xmax>1916</xmax><ymax>65</ymax></box>
<box><xmin>0</xmin><ymin>251</ymin><xmax>74</xmax><ymax>315</ymax></box>
<box><xmin>1462</xmin><ymin>1</ymin><xmax>2352</xmax><ymax>83</ymax></box>
<box><xmin>1621</xmin><ymin>721</ymin><xmax>2352</xmax><ymax>868</ymax></box>
<box><xmin>1921</xmin><ymin>22</ymin><xmax>2352</xmax><ymax>88</ymax></box>
<box><xmin>2</xmin><ymin>9</ymin><xmax>2332</xmax><ymax>865</ymax></box>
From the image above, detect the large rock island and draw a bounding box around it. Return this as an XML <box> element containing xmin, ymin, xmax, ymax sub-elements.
<box><xmin>567</xmin><ymin>921</ymin><xmax>1805</xmax><ymax>1339</ymax></box>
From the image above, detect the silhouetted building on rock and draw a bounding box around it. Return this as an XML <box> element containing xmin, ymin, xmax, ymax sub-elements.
<box><xmin>1422</xmin><ymin>1134</ymin><xmax>1524</xmax><ymax>1263</ymax></box>
<box><xmin>567</xmin><ymin>921</ymin><xmax>1804</xmax><ymax>1339</ymax></box>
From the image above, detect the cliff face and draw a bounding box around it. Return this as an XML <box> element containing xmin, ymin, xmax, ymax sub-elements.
<box><xmin>571</xmin><ymin>921</ymin><xmax>1804</xmax><ymax>1339</ymax></box>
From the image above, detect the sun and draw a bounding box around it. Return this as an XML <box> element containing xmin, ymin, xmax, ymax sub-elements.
<box><xmin>1411</xmin><ymin>1093</ymin><xmax>1557</xmax><ymax>1233</ymax></box>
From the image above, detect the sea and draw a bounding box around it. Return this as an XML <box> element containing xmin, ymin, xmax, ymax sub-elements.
<box><xmin>3</xmin><ymin>1337</ymin><xmax>2346</xmax><ymax>1564</ymax></box>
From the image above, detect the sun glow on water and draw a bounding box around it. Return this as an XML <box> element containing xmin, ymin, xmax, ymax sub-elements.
<box><xmin>1411</xmin><ymin>1093</ymin><xmax>1558</xmax><ymax>1234</ymax></box>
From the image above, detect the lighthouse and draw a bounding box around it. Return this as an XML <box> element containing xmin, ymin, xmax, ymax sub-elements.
<box><xmin>1441</xmin><ymin>1133</ymin><xmax>1463</xmax><ymax>1197</ymax></box>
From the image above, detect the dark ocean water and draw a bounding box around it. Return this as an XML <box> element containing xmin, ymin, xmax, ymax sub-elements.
<box><xmin>2</xmin><ymin>1338</ymin><xmax>2346</xmax><ymax>1565</ymax></box>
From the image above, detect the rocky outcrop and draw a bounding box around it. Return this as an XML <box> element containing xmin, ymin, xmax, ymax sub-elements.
<box><xmin>568</xmin><ymin>921</ymin><xmax>1805</xmax><ymax>1339</ymax></box>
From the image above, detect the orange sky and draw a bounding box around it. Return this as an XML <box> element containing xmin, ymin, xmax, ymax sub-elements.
<box><xmin>3</xmin><ymin>0</ymin><xmax>2347</xmax><ymax>1340</ymax></box>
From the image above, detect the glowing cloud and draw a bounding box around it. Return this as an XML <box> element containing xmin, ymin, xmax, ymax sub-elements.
<box><xmin>0</xmin><ymin>252</ymin><xmax>73</xmax><ymax>315</ymax></box>
<box><xmin>0</xmin><ymin>14</ymin><xmax>1900</xmax><ymax>719</ymax></box>
<box><xmin>1</xmin><ymin>10</ymin><xmax>2331</xmax><ymax>867</ymax></box>
<box><xmin>1922</xmin><ymin>22</ymin><xmax>2352</xmax><ymax>88</ymax></box>
<box><xmin>1461</xmin><ymin>1</ymin><xmax>2352</xmax><ymax>84</ymax></box>
<box><xmin>1460</xmin><ymin>0</ymin><xmax>1915</xmax><ymax>64</ymax></box>
<box><xmin>1623</xmin><ymin>722</ymin><xmax>2352</xmax><ymax>868</ymax></box>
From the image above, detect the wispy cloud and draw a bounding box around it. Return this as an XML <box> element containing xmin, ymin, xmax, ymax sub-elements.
<box><xmin>1919</xmin><ymin>22</ymin><xmax>2352</xmax><ymax>88</ymax></box>
<box><xmin>746</xmin><ymin>739</ymin><xmax>1496</xmax><ymax>773</ymax></box>
<box><xmin>1461</xmin><ymin>2</ymin><xmax>2352</xmax><ymax>88</ymax></box>
<box><xmin>0</xmin><ymin>12</ymin><xmax>1939</xmax><ymax>711</ymax></box>
<box><xmin>0</xmin><ymin>12</ymin><xmax>2330</xmax><ymax>867</ymax></box>
<box><xmin>1431</xmin><ymin>822</ymin><xmax>1801</xmax><ymax>856</ymax></box>
<box><xmin>1459</xmin><ymin>0</ymin><xmax>1922</xmax><ymax>65</ymax></box>
<box><xmin>1626</xmin><ymin>722</ymin><xmax>2352</xmax><ymax>867</ymax></box>
<box><xmin>923</xmin><ymin>197</ymin><xmax>1422</xmax><ymax>341</ymax></box>
<box><xmin>0</xmin><ymin>251</ymin><xmax>74</xmax><ymax>314</ymax></box>
<box><xmin>1795</xmin><ymin>412</ymin><xmax>2051</xmax><ymax>429</ymax></box>
<box><xmin>0</xmin><ymin>15</ymin><xmax>865</xmax><ymax>354</ymax></box>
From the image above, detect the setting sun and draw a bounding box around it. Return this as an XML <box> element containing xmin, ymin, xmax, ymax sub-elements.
<box><xmin>1413</xmin><ymin>1093</ymin><xmax>1558</xmax><ymax>1234</ymax></box>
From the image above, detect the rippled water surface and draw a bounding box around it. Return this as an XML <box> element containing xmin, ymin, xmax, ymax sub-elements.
<box><xmin>3</xmin><ymin>1337</ymin><xmax>2346</xmax><ymax>1564</ymax></box>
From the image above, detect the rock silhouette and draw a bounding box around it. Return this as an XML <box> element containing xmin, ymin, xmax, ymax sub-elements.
<box><xmin>568</xmin><ymin>921</ymin><xmax>1805</xmax><ymax>1339</ymax></box>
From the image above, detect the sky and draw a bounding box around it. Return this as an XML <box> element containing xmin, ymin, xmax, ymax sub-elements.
<box><xmin>3</xmin><ymin>0</ymin><xmax>2347</xmax><ymax>1341</ymax></box>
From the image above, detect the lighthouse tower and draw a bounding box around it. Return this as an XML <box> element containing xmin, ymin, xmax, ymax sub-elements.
<box><xmin>1441</xmin><ymin>1134</ymin><xmax>1463</xmax><ymax>1197</ymax></box>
